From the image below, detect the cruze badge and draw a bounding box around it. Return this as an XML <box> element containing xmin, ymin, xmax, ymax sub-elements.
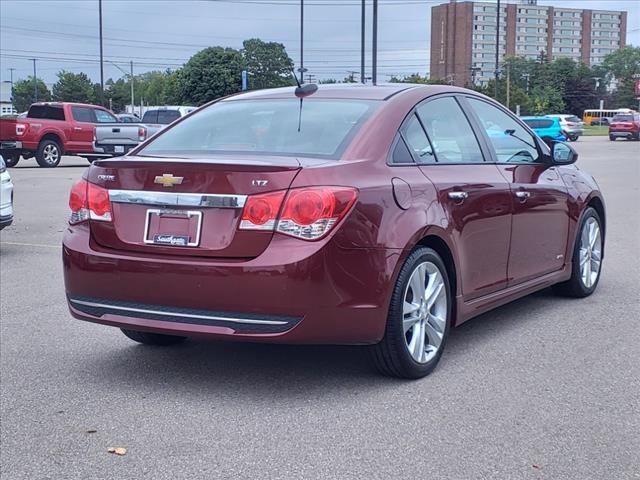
<box><xmin>154</xmin><ymin>174</ymin><xmax>184</xmax><ymax>187</ymax></box>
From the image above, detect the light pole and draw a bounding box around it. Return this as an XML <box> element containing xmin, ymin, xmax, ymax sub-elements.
<box><xmin>361</xmin><ymin>0</ymin><xmax>365</xmax><ymax>84</ymax></box>
<box><xmin>299</xmin><ymin>0</ymin><xmax>304</xmax><ymax>84</ymax></box>
<box><xmin>372</xmin><ymin>0</ymin><xmax>378</xmax><ymax>85</ymax></box>
<box><xmin>494</xmin><ymin>0</ymin><xmax>501</xmax><ymax>98</ymax></box>
<box><xmin>99</xmin><ymin>0</ymin><xmax>105</xmax><ymax>106</ymax></box>
<box><xmin>31</xmin><ymin>58</ymin><xmax>38</xmax><ymax>102</ymax></box>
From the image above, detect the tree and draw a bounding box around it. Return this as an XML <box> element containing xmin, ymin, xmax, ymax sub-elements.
<box><xmin>179</xmin><ymin>47</ymin><xmax>244</xmax><ymax>105</ymax></box>
<box><xmin>241</xmin><ymin>38</ymin><xmax>294</xmax><ymax>90</ymax></box>
<box><xmin>601</xmin><ymin>47</ymin><xmax>640</xmax><ymax>109</ymax></box>
<box><xmin>389</xmin><ymin>73</ymin><xmax>448</xmax><ymax>85</ymax></box>
<box><xmin>12</xmin><ymin>77</ymin><xmax>51</xmax><ymax>112</ymax></box>
<box><xmin>52</xmin><ymin>71</ymin><xmax>96</xmax><ymax>104</ymax></box>
<box><xmin>530</xmin><ymin>85</ymin><xmax>565</xmax><ymax>115</ymax></box>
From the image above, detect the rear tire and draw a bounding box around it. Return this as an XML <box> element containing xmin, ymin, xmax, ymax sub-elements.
<box><xmin>121</xmin><ymin>328</ymin><xmax>187</xmax><ymax>346</ymax></box>
<box><xmin>609</xmin><ymin>135</ymin><xmax>615</xmax><ymax>141</ymax></box>
<box><xmin>370</xmin><ymin>247</ymin><xmax>451</xmax><ymax>379</ymax></box>
<box><xmin>4</xmin><ymin>154</ymin><xmax>20</xmax><ymax>167</ymax></box>
<box><xmin>35</xmin><ymin>139</ymin><xmax>62</xmax><ymax>168</ymax></box>
<box><xmin>553</xmin><ymin>207</ymin><xmax>603</xmax><ymax>298</ymax></box>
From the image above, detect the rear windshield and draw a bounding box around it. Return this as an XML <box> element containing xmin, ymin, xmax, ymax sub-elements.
<box><xmin>612</xmin><ymin>114</ymin><xmax>633</xmax><ymax>122</ymax></box>
<box><xmin>141</xmin><ymin>111</ymin><xmax>158</xmax><ymax>123</ymax></box>
<box><xmin>157</xmin><ymin>110</ymin><xmax>181</xmax><ymax>124</ymax></box>
<box><xmin>27</xmin><ymin>105</ymin><xmax>65</xmax><ymax>121</ymax></box>
<box><xmin>565</xmin><ymin>116</ymin><xmax>580</xmax><ymax>123</ymax></box>
<box><xmin>140</xmin><ymin>99</ymin><xmax>378</xmax><ymax>159</ymax></box>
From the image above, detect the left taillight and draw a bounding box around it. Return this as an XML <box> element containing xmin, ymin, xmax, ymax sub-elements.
<box><xmin>68</xmin><ymin>179</ymin><xmax>112</xmax><ymax>224</ymax></box>
<box><xmin>138</xmin><ymin>126</ymin><xmax>147</xmax><ymax>142</ymax></box>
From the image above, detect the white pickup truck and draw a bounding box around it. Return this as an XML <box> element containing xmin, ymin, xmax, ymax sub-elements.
<box><xmin>93</xmin><ymin>106</ymin><xmax>196</xmax><ymax>157</ymax></box>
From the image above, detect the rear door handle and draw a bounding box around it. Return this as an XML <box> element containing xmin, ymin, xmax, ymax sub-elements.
<box><xmin>74</xmin><ymin>127</ymin><xmax>82</xmax><ymax>131</ymax></box>
<box><xmin>515</xmin><ymin>191</ymin><xmax>531</xmax><ymax>200</ymax></box>
<box><xmin>448</xmin><ymin>191</ymin><xmax>468</xmax><ymax>202</ymax></box>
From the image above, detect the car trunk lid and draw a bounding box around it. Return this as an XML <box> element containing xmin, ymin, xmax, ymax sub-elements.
<box><xmin>87</xmin><ymin>155</ymin><xmax>302</xmax><ymax>258</ymax></box>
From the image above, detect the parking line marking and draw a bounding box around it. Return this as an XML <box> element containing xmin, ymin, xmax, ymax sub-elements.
<box><xmin>1</xmin><ymin>241</ymin><xmax>59</xmax><ymax>249</ymax></box>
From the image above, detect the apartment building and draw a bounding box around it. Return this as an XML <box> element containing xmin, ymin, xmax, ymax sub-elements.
<box><xmin>430</xmin><ymin>0</ymin><xmax>628</xmax><ymax>87</ymax></box>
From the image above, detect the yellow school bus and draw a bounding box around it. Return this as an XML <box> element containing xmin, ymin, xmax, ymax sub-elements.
<box><xmin>583</xmin><ymin>108</ymin><xmax>635</xmax><ymax>125</ymax></box>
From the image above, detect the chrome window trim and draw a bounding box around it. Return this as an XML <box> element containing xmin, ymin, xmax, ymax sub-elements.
<box><xmin>69</xmin><ymin>298</ymin><xmax>289</xmax><ymax>326</ymax></box>
<box><xmin>108</xmin><ymin>190</ymin><xmax>247</xmax><ymax>208</ymax></box>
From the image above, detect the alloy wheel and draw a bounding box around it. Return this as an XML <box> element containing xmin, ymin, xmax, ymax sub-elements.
<box><xmin>402</xmin><ymin>262</ymin><xmax>447</xmax><ymax>364</ymax></box>
<box><xmin>579</xmin><ymin>217</ymin><xmax>602</xmax><ymax>289</ymax></box>
<box><xmin>43</xmin><ymin>144</ymin><xmax>60</xmax><ymax>165</ymax></box>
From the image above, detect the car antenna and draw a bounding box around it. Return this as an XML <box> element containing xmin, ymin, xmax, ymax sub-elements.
<box><xmin>291</xmin><ymin>68</ymin><xmax>318</xmax><ymax>133</ymax></box>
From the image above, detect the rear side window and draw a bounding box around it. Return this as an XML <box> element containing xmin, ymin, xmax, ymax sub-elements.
<box><xmin>539</xmin><ymin>119</ymin><xmax>554</xmax><ymax>128</ymax></box>
<box><xmin>402</xmin><ymin>114</ymin><xmax>435</xmax><ymax>164</ymax></box>
<box><xmin>391</xmin><ymin>136</ymin><xmax>415</xmax><ymax>164</ymax></box>
<box><xmin>28</xmin><ymin>105</ymin><xmax>65</xmax><ymax>121</ymax></box>
<box><xmin>523</xmin><ymin>119</ymin><xmax>538</xmax><ymax>129</ymax></box>
<box><xmin>157</xmin><ymin>110</ymin><xmax>181</xmax><ymax>124</ymax></box>
<box><xmin>72</xmin><ymin>106</ymin><xmax>94</xmax><ymax>123</ymax></box>
<box><xmin>416</xmin><ymin>97</ymin><xmax>484</xmax><ymax>164</ymax></box>
<box><xmin>142</xmin><ymin>110</ymin><xmax>158</xmax><ymax>123</ymax></box>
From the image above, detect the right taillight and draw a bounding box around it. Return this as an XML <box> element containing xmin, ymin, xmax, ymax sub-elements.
<box><xmin>68</xmin><ymin>179</ymin><xmax>112</xmax><ymax>224</ymax></box>
<box><xmin>239</xmin><ymin>186</ymin><xmax>357</xmax><ymax>241</ymax></box>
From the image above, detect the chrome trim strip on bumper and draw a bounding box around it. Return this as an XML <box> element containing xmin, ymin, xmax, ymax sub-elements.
<box><xmin>108</xmin><ymin>189</ymin><xmax>247</xmax><ymax>208</ymax></box>
<box><xmin>69</xmin><ymin>298</ymin><xmax>288</xmax><ymax>326</ymax></box>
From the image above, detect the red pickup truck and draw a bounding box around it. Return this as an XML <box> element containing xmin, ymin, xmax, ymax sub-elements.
<box><xmin>0</xmin><ymin>102</ymin><xmax>118</xmax><ymax>167</ymax></box>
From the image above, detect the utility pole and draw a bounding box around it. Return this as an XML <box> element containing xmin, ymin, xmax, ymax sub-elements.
<box><xmin>8</xmin><ymin>67</ymin><xmax>15</xmax><ymax>105</ymax></box>
<box><xmin>372</xmin><ymin>0</ymin><xmax>378</xmax><ymax>85</ymax></box>
<box><xmin>31</xmin><ymin>58</ymin><xmax>38</xmax><ymax>102</ymax></box>
<box><xmin>130</xmin><ymin>61</ymin><xmax>134</xmax><ymax>115</ymax></box>
<box><xmin>99</xmin><ymin>0</ymin><xmax>105</xmax><ymax>106</ymax></box>
<box><xmin>494</xmin><ymin>0</ymin><xmax>501</xmax><ymax>99</ymax></box>
<box><xmin>361</xmin><ymin>0</ymin><xmax>365</xmax><ymax>84</ymax></box>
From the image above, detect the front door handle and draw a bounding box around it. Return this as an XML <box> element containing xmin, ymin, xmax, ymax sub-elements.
<box><xmin>515</xmin><ymin>191</ymin><xmax>531</xmax><ymax>201</ymax></box>
<box><xmin>448</xmin><ymin>191</ymin><xmax>468</xmax><ymax>202</ymax></box>
<box><xmin>74</xmin><ymin>127</ymin><xmax>83</xmax><ymax>131</ymax></box>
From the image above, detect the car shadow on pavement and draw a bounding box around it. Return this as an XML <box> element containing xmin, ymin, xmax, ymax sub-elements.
<box><xmin>76</xmin><ymin>287</ymin><xmax>562</xmax><ymax>398</ymax></box>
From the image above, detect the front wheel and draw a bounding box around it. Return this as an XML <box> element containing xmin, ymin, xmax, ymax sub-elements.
<box><xmin>609</xmin><ymin>135</ymin><xmax>615</xmax><ymax>141</ymax></box>
<box><xmin>121</xmin><ymin>329</ymin><xmax>187</xmax><ymax>346</ymax></box>
<box><xmin>370</xmin><ymin>247</ymin><xmax>451</xmax><ymax>379</ymax></box>
<box><xmin>553</xmin><ymin>207</ymin><xmax>603</xmax><ymax>298</ymax></box>
<box><xmin>3</xmin><ymin>154</ymin><xmax>20</xmax><ymax>167</ymax></box>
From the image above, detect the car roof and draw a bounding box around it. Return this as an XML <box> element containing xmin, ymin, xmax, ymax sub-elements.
<box><xmin>222</xmin><ymin>83</ymin><xmax>471</xmax><ymax>102</ymax></box>
<box><xmin>29</xmin><ymin>102</ymin><xmax>108</xmax><ymax>109</ymax></box>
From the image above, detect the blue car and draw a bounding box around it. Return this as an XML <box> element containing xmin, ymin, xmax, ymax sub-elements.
<box><xmin>521</xmin><ymin>116</ymin><xmax>567</xmax><ymax>143</ymax></box>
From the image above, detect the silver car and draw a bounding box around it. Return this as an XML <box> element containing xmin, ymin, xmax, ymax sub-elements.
<box><xmin>547</xmin><ymin>114</ymin><xmax>584</xmax><ymax>142</ymax></box>
<box><xmin>0</xmin><ymin>155</ymin><xmax>14</xmax><ymax>230</ymax></box>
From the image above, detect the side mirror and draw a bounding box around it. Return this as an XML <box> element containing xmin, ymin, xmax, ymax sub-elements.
<box><xmin>551</xmin><ymin>141</ymin><xmax>577</xmax><ymax>165</ymax></box>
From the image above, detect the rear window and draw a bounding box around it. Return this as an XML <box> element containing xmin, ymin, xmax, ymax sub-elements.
<box><xmin>27</xmin><ymin>105</ymin><xmax>65</xmax><ymax>121</ymax></box>
<box><xmin>140</xmin><ymin>99</ymin><xmax>378</xmax><ymax>159</ymax></box>
<box><xmin>71</xmin><ymin>106</ymin><xmax>94</xmax><ymax>123</ymax></box>
<box><xmin>612</xmin><ymin>114</ymin><xmax>633</xmax><ymax>122</ymax></box>
<box><xmin>565</xmin><ymin>116</ymin><xmax>580</xmax><ymax>123</ymax></box>
<box><xmin>141</xmin><ymin>110</ymin><xmax>158</xmax><ymax>123</ymax></box>
<box><xmin>157</xmin><ymin>110</ymin><xmax>181</xmax><ymax>124</ymax></box>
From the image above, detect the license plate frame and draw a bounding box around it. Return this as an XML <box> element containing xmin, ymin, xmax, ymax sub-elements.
<box><xmin>114</xmin><ymin>145</ymin><xmax>125</xmax><ymax>153</ymax></box>
<box><xmin>143</xmin><ymin>209</ymin><xmax>202</xmax><ymax>247</ymax></box>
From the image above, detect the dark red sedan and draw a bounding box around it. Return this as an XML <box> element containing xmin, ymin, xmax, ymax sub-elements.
<box><xmin>63</xmin><ymin>84</ymin><xmax>605</xmax><ymax>378</ymax></box>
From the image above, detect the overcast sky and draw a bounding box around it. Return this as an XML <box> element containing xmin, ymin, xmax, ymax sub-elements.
<box><xmin>1</xmin><ymin>0</ymin><xmax>638</xmax><ymax>86</ymax></box>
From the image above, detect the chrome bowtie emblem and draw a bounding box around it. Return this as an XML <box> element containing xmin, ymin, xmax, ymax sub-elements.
<box><xmin>154</xmin><ymin>173</ymin><xmax>184</xmax><ymax>187</ymax></box>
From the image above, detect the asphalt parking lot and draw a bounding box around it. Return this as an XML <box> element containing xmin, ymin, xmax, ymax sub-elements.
<box><xmin>1</xmin><ymin>136</ymin><xmax>638</xmax><ymax>479</ymax></box>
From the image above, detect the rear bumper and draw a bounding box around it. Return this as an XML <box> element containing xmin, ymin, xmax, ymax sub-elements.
<box><xmin>561</xmin><ymin>127</ymin><xmax>584</xmax><ymax>136</ymax></box>
<box><xmin>93</xmin><ymin>142</ymin><xmax>138</xmax><ymax>156</ymax></box>
<box><xmin>609</xmin><ymin>130</ymin><xmax>638</xmax><ymax>138</ymax></box>
<box><xmin>63</xmin><ymin>223</ymin><xmax>401</xmax><ymax>344</ymax></box>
